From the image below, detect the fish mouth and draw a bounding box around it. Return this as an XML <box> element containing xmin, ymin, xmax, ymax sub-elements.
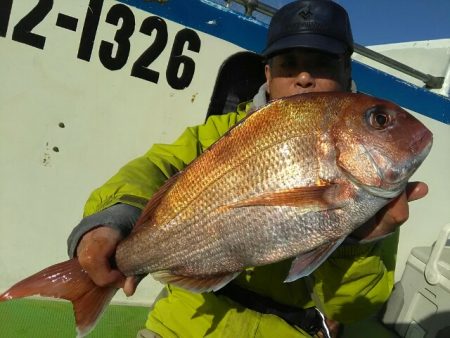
<box><xmin>381</xmin><ymin>131</ymin><xmax>433</xmax><ymax>185</ymax></box>
<box><xmin>359</xmin><ymin>183</ymin><xmax>407</xmax><ymax>199</ymax></box>
<box><xmin>341</xmin><ymin>163</ymin><xmax>405</xmax><ymax>199</ymax></box>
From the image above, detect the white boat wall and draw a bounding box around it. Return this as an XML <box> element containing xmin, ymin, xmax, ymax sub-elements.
<box><xmin>0</xmin><ymin>0</ymin><xmax>449</xmax><ymax>325</ymax></box>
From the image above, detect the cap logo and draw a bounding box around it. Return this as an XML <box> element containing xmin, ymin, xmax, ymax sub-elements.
<box><xmin>298</xmin><ymin>5</ymin><xmax>312</xmax><ymax>20</ymax></box>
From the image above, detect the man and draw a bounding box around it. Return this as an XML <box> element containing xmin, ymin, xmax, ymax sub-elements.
<box><xmin>68</xmin><ymin>1</ymin><xmax>428</xmax><ymax>337</ymax></box>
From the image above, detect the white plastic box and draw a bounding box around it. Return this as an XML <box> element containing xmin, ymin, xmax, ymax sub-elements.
<box><xmin>383</xmin><ymin>223</ymin><xmax>450</xmax><ymax>338</ymax></box>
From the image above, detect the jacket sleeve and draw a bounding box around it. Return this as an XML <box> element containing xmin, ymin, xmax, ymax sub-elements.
<box><xmin>310</xmin><ymin>230</ymin><xmax>399</xmax><ymax>323</ymax></box>
<box><xmin>83</xmin><ymin>109</ymin><xmax>248</xmax><ymax>217</ymax></box>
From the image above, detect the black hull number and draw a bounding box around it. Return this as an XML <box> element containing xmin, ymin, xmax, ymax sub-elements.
<box><xmin>0</xmin><ymin>0</ymin><xmax>201</xmax><ymax>90</ymax></box>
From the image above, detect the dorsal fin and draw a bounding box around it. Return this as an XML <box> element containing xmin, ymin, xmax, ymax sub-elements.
<box><xmin>133</xmin><ymin>172</ymin><xmax>181</xmax><ymax>230</ymax></box>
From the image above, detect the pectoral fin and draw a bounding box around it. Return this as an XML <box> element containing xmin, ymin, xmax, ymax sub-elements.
<box><xmin>227</xmin><ymin>184</ymin><xmax>340</xmax><ymax>211</ymax></box>
<box><xmin>284</xmin><ymin>237</ymin><xmax>345</xmax><ymax>282</ymax></box>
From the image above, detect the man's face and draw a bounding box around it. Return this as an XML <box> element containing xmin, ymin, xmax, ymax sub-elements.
<box><xmin>265</xmin><ymin>48</ymin><xmax>350</xmax><ymax>100</ymax></box>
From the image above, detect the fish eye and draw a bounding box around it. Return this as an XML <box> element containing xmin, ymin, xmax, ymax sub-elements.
<box><xmin>366</xmin><ymin>107</ymin><xmax>392</xmax><ymax>130</ymax></box>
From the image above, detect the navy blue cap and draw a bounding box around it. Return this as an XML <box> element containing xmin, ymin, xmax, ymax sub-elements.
<box><xmin>262</xmin><ymin>0</ymin><xmax>354</xmax><ymax>57</ymax></box>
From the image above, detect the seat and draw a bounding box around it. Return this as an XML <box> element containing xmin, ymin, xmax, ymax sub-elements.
<box><xmin>206</xmin><ymin>51</ymin><xmax>266</xmax><ymax>119</ymax></box>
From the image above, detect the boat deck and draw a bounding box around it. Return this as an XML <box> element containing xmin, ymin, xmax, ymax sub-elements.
<box><xmin>0</xmin><ymin>298</ymin><xmax>399</xmax><ymax>337</ymax></box>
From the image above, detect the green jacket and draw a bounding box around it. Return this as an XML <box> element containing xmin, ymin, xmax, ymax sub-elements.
<box><xmin>84</xmin><ymin>101</ymin><xmax>398</xmax><ymax>337</ymax></box>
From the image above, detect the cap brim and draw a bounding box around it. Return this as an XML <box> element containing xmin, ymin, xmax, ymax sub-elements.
<box><xmin>262</xmin><ymin>34</ymin><xmax>349</xmax><ymax>57</ymax></box>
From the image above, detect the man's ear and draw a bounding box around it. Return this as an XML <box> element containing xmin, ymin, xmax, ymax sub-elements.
<box><xmin>265</xmin><ymin>64</ymin><xmax>271</xmax><ymax>95</ymax></box>
<box><xmin>344</xmin><ymin>56</ymin><xmax>352</xmax><ymax>92</ymax></box>
<box><xmin>350</xmin><ymin>79</ymin><xmax>357</xmax><ymax>93</ymax></box>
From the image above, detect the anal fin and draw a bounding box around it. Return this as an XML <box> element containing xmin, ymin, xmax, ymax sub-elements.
<box><xmin>152</xmin><ymin>270</ymin><xmax>240</xmax><ymax>293</ymax></box>
<box><xmin>284</xmin><ymin>237</ymin><xmax>345</xmax><ymax>282</ymax></box>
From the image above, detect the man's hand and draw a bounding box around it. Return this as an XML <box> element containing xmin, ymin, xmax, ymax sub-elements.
<box><xmin>351</xmin><ymin>181</ymin><xmax>429</xmax><ymax>241</ymax></box>
<box><xmin>76</xmin><ymin>226</ymin><xmax>137</xmax><ymax>296</ymax></box>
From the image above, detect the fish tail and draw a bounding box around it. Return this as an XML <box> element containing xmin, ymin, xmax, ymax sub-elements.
<box><xmin>0</xmin><ymin>258</ymin><xmax>118</xmax><ymax>337</ymax></box>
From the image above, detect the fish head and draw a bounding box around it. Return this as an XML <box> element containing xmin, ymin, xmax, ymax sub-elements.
<box><xmin>331</xmin><ymin>93</ymin><xmax>433</xmax><ymax>198</ymax></box>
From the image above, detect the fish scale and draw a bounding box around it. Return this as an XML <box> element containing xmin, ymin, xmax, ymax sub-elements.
<box><xmin>154</xmin><ymin>99</ymin><xmax>319</xmax><ymax>220</ymax></box>
<box><xmin>119</xmin><ymin>142</ymin><xmax>322</xmax><ymax>274</ymax></box>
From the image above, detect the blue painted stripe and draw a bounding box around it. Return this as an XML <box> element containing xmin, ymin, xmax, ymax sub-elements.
<box><xmin>118</xmin><ymin>0</ymin><xmax>450</xmax><ymax>124</ymax></box>
<box><xmin>118</xmin><ymin>0</ymin><xmax>268</xmax><ymax>53</ymax></box>
<box><xmin>352</xmin><ymin>61</ymin><xmax>450</xmax><ymax>124</ymax></box>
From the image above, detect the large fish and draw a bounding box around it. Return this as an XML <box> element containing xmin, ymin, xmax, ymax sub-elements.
<box><xmin>0</xmin><ymin>92</ymin><xmax>432</xmax><ymax>336</ymax></box>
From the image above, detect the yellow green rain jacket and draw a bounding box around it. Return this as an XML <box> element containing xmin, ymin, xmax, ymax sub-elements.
<box><xmin>82</xmin><ymin>101</ymin><xmax>398</xmax><ymax>337</ymax></box>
